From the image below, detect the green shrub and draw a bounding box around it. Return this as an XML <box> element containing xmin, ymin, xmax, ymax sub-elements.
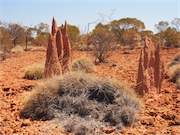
<box><xmin>72</xmin><ymin>58</ymin><xmax>96</xmax><ymax>73</ymax></box>
<box><xmin>20</xmin><ymin>72</ymin><xmax>143</xmax><ymax>134</ymax></box>
<box><xmin>24</xmin><ymin>64</ymin><xmax>45</xmax><ymax>80</ymax></box>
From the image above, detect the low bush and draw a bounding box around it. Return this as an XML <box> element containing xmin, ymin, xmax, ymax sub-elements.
<box><xmin>72</xmin><ymin>58</ymin><xmax>95</xmax><ymax>73</ymax></box>
<box><xmin>24</xmin><ymin>63</ymin><xmax>45</xmax><ymax>80</ymax></box>
<box><xmin>20</xmin><ymin>72</ymin><xmax>143</xmax><ymax>134</ymax></box>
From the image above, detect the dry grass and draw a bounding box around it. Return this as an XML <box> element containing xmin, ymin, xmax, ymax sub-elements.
<box><xmin>24</xmin><ymin>63</ymin><xmax>45</xmax><ymax>80</ymax></box>
<box><xmin>20</xmin><ymin>77</ymin><xmax>59</xmax><ymax>120</ymax></box>
<box><xmin>166</xmin><ymin>52</ymin><xmax>180</xmax><ymax>89</ymax></box>
<box><xmin>177</xmin><ymin>78</ymin><xmax>180</xmax><ymax>89</ymax></box>
<box><xmin>167</xmin><ymin>64</ymin><xmax>180</xmax><ymax>83</ymax></box>
<box><xmin>167</xmin><ymin>52</ymin><xmax>180</xmax><ymax>69</ymax></box>
<box><xmin>72</xmin><ymin>57</ymin><xmax>96</xmax><ymax>73</ymax></box>
<box><xmin>11</xmin><ymin>45</ymin><xmax>24</xmax><ymax>53</ymax></box>
<box><xmin>30</xmin><ymin>47</ymin><xmax>46</xmax><ymax>52</ymax></box>
<box><xmin>173</xmin><ymin>52</ymin><xmax>180</xmax><ymax>62</ymax></box>
<box><xmin>20</xmin><ymin>72</ymin><xmax>143</xmax><ymax>134</ymax></box>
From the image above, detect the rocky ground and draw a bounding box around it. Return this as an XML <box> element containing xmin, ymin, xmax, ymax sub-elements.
<box><xmin>0</xmin><ymin>48</ymin><xmax>180</xmax><ymax>135</ymax></box>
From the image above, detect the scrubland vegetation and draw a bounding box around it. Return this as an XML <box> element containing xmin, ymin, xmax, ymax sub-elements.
<box><xmin>0</xmin><ymin>16</ymin><xmax>179</xmax><ymax>135</ymax></box>
<box><xmin>20</xmin><ymin>72</ymin><xmax>142</xmax><ymax>134</ymax></box>
<box><xmin>1</xmin><ymin>18</ymin><xmax>179</xmax><ymax>62</ymax></box>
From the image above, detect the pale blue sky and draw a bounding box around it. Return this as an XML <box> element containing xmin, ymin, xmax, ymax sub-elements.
<box><xmin>0</xmin><ymin>0</ymin><xmax>179</xmax><ymax>34</ymax></box>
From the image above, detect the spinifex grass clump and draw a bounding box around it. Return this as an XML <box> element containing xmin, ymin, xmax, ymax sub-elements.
<box><xmin>167</xmin><ymin>52</ymin><xmax>180</xmax><ymax>89</ymax></box>
<box><xmin>72</xmin><ymin>57</ymin><xmax>96</xmax><ymax>73</ymax></box>
<box><xmin>24</xmin><ymin>63</ymin><xmax>45</xmax><ymax>80</ymax></box>
<box><xmin>20</xmin><ymin>72</ymin><xmax>143</xmax><ymax>134</ymax></box>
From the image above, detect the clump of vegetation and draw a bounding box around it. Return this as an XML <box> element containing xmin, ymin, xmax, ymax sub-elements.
<box><xmin>166</xmin><ymin>52</ymin><xmax>180</xmax><ymax>89</ymax></box>
<box><xmin>168</xmin><ymin>65</ymin><xmax>180</xmax><ymax>83</ymax></box>
<box><xmin>30</xmin><ymin>47</ymin><xmax>46</xmax><ymax>52</ymax></box>
<box><xmin>20</xmin><ymin>72</ymin><xmax>143</xmax><ymax>134</ymax></box>
<box><xmin>72</xmin><ymin>58</ymin><xmax>96</xmax><ymax>73</ymax></box>
<box><xmin>11</xmin><ymin>45</ymin><xmax>24</xmax><ymax>53</ymax></box>
<box><xmin>173</xmin><ymin>52</ymin><xmax>180</xmax><ymax>62</ymax></box>
<box><xmin>24</xmin><ymin>63</ymin><xmax>45</xmax><ymax>80</ymax></box>
<box><xmin>0</xmin><ymin>51</ymin><xmax>6</xmax><ymax>61</ymax></box>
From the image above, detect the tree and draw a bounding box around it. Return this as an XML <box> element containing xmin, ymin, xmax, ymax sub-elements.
<box><xmin>110</xmin><ymin>18</ymin><xmax>145</xmax><ymax>43</ymax></box>
<box><xmin>122</xmin><ymin>29</ymin><xmax>141</xmax><ymax>50</ymax></box>
<box><xmin>0</xmin><ymin>27</ymin><xmax>13</xmax><ymax>52</ymax></box>
<box><xmin>162</xmin><ymin>27</ymin><xmax>180</xmax><ymax>47</ymax></box>
<box><xmin>8</xmin><ymin>23</ymin><xmax>26</xmax><ymax>46</ymax></box>
<box><xmin>171</xmin><ymin>18</ymin><xmax>180</xmax><ymax>32</ymax></box>
<box><xmin>34</xmin><ymin>23</ymin><xmax>49</xmax><ymax>46</ymax></box>
<box><xmin>114</xmin><ymin>18</ymin><xmax>145</xmax><ymax>31</ymax></box>
<box><xmin>140</xmin><ymin>30</ymin><xmax>154</xmax><ymax>39</ymax></box>
<box><xmin>155</xmin><ymin>21</ymin><xmax>169</xmax><ymax>32</ymax></box>
<box><xmin>155</xmin><ymin>20</ymin><xmax>180</xmax><ymax>47</ymax></box>
<box><xmin>110</xmin><ymin>20</ymin><xmax>125</xmax><ymax>44</ymax></box>
<box><xmin>88</xmin><ymin>23</ymin><xmax>115</xmax><ymax>63</ymax></box>
<box><xmin>66</xmin><ymin>24</ymin><xmax>80</xmax><ymax>46</ymax></box>
<box><xmin>24</xmin><ymin>26</ymin><xmax>36</xmax><ymax>50</ymax></box>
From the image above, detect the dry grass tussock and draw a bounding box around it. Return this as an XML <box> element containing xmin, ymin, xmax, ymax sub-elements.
<box><xmin>167</xmin><ymin>52</ymin><xmax>180</xmax><ymax>69</ymax></box>
<box><xmin>72</xmin><ymin>57</ymin><xmax>96</xmax><ymax>73</ymax></box>
<box><xmin>177</xmin><ymin>78</ymin><xmax>180</xmax><ymax>89</ymax></box>
<box><xmin>167</xmin><ymin>64</ymin><xmax>180</xmax><ymax>82</ymax></box>
<box><xmin>173</xmin><ymin>52</ymin><xmax>180</xmax><ymax>62</ymax></box>
<box><xmin>20</xmin><ymin>72</ymin><xmax>143</xmax><ymax>134</ymax></box>
<box><xmin>24</xmin><ymin>63</ymin><xmax>45</xmax><ymax>80</ymax></box>
<box><xmin>11</xmin><ymin>45</ymin><xmax>24</xmax><ymax>53</ymax></box>
<box><xmin>30</xmin><ymin>47</ymin><xmax>46</xmax><ymax>52</ymax></box>
<box><xmin>166</xmin><ymin>52</ymin><xmax>180</xmax><ymax>89</ymax></box>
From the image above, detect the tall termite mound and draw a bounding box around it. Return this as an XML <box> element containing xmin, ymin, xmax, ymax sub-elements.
<box><xmin>44</xmin><ymin>18</ymin><xmax>71</xmax><ymax>77</ymax></box>
<box><xmin>61</xmin><ymin>21</ymin><xmax>72</xmax><ymax>73</ymax></box>
<box><xmin>136</xmin><ymin>38</ymin><xmax>164</xmax><ymax>97</ymax></box>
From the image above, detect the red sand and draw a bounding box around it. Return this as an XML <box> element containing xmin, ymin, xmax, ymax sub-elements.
<box><xmin>0</xmin><ymin>48</ymin><xmax>179</xmax><ymax>134</ymax></box>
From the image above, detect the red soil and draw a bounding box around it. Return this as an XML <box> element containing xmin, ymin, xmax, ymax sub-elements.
<box><xmin>0</xmin><ymin>48</ymin><xmax>180</xmax><ymax>135</ymax></box>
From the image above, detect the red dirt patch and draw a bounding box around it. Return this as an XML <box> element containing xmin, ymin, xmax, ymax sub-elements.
<box><xmin>0</xmin><ymin>48</ymin><xmax>180</xmax><ymax>134</ymax></box>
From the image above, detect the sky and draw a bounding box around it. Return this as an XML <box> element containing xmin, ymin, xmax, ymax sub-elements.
<box><xmin>0</xmin><ymin>0</ymin><xmax>179</xmax><ymax>34</ymax></box>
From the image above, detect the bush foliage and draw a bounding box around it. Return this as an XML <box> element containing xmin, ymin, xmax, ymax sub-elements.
<box><xmin>20</xmin><ymin>72</ymin><xmax>143</xmax><ymax>134</ymax></box>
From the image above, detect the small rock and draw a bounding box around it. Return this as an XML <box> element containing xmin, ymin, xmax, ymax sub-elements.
<box><xmin>141</xmin><ymin>116</ymin><xmax>154</xmax><ymax>126</ymax></box>
<box><xmin>161</xmin><ymin>112</ymin><xmax>175</xmax><ymax>120</ymax></box>
<box><xmin>163</xmin><ymin>88</ymin><xmax>172</xmax><ymax>94</ymax></box>
<box><xmin>112</xmin><ymin>64</ymin><xmax>116</xmax><ymax>67</ymax></box>
<box><xmin>21</xmin><ymin>119</ymin><xmax>30</xmax><ymax>127</ymax></box>
<box><xmin>102</xmin><ymin>128</ymin><xmax>115</xmax><ymax>134</ymax></box>
<box><xmin>3</xmin><ymin>87</ymin><xmax>10</xmax><ymax>92</ymax></box>
<box><xmin>148</xmin><ymin>111</ymin><xmax>157</xmax><ymax>117</ymax></box>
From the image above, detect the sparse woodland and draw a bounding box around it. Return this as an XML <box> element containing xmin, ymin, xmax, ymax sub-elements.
<box><xmin>0</xmin><ymin>17</ymin><xmax>180</xmax><ymax>135</ymax></box>
<box><xmin>0</xmin><ymin>18</ymin><xmax>179</xmax><ymax>61</ymax></box>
